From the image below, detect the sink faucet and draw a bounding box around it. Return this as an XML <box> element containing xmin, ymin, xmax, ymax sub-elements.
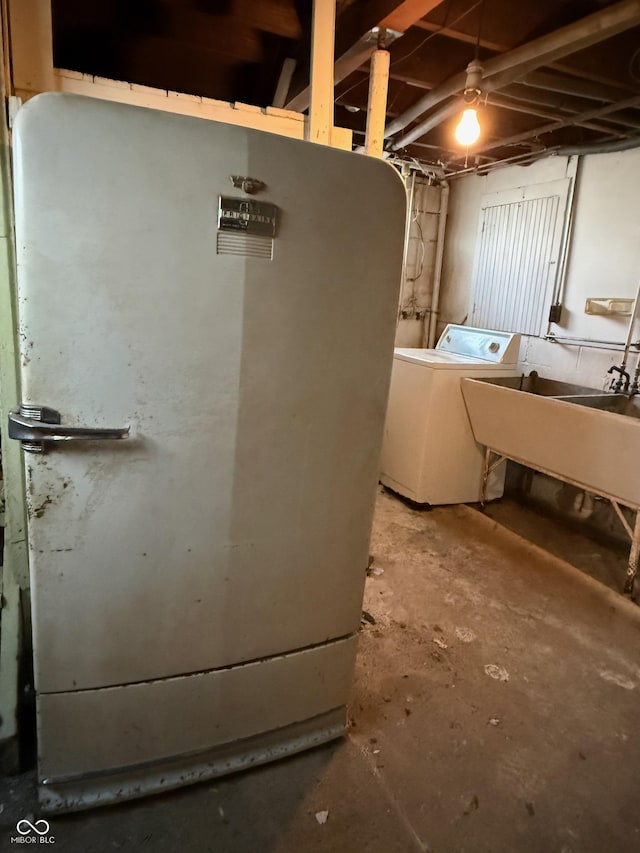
<box><xmin>607</xmin><ymin>364</ymin><xmax>630</xmax><ymax>393</ymax></box>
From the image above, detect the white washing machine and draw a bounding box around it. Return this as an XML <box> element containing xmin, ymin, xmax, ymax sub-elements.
<box><xmin>380</xmin><ymin>325</ymin><xmax>521</xmax><ymax>505</ymax></box>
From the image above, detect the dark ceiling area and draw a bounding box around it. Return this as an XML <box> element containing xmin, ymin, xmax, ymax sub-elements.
<box><xmin>51</xmin><ymin>0</ymin><xmax>640</xmax><ymax>173</ymax></box>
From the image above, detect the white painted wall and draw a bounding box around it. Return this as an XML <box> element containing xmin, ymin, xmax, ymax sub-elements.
<box><xmin>440</xmin><ymin>148</ymin><xmax>640</xmax><ymax>389</ymax></box>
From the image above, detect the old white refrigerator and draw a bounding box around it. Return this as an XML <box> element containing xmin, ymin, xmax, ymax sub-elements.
<box><xmin>9</xmin><ymin>93</ymin><xmax>405</xmax><ymax>811</ymax></box>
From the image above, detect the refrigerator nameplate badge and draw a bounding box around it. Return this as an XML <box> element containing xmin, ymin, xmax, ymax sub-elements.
<box><xmin>218</xmin><ymin>197</ymin><xmax>277</xmax><ymax>237</ymax></box>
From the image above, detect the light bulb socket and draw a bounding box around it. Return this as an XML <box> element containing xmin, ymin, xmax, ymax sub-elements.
<box><xmin>462</xmin><ymin>88</ymin><xmax>480</xmax><ymax>105</ymax></box>
<box><xmin>464</xmin><ymin>60</ymin><xmax>484</xmax><ymax>92</ymax></box>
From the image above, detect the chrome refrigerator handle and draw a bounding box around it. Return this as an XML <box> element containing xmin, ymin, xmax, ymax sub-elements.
<box><xmin>8</xmin><ymin>405</ymin><xmax>130</xmax><ymax>453</ymax></box>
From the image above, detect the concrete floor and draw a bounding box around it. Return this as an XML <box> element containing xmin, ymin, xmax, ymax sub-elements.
<box><xmin>2</xmin><ymin>488</ymin><xmax>640</xmax><ymax>852</ymax></box>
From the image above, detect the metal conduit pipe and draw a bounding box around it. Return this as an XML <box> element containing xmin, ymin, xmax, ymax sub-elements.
<box><xmin>555</xmin><ymin>135</ymin><xmax>640</xmax><ymax>156</ymax></box>
<box><xmin>426</xmin><ymin>182</ymin><xmax>450</xmax><ymax>347</ymax></box>
<box><xmin>622</xmin><ymin>281</ymin><xmax>640</xmax><ymax>366</ymax></box>
<box><xmin>548</xmin><ymin>156</ymin><xmax>579</xmax><ymax>322</ymax></box>
<box><xmin>444</xmin><ymin>132</ymin><xmax>640</xmax><ymax>180</ymax></box>
<box><xmin>606</xmin><ymin>280</ymin><xmax>640</xmax><ymax>392</ymax></box>
<box><xmin>545</xmin><ymin>335</ymin><xmax>640</xmax><ymax>350</ymax></box>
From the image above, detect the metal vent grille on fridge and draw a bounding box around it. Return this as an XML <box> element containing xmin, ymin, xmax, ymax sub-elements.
<box><xmin>216</xmin><ymin>232</ymin><xmax>273</xmax><ymax>259</ymax></box>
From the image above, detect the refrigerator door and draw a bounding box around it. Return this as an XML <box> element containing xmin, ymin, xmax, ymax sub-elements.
<box><xmin>12</xmin><ymin>94</ymin><xmax>405</xmax><ymax>810</ymax></box>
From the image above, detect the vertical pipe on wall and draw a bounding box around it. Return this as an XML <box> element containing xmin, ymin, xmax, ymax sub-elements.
<box><xmin>620</xmin><ymin>278</ymin><xmax>640</xmax><ymax>382</ymax></box>
<box><xmin>397</xmin><ymin>171</ymin><xmax>416</xmax><ymax>329</ymax></box>
<box><xmin>426</xmin><ymin>182</ymin><xmax>450</xmax><ymax>347</ymax></box>
<box><xmin>307</xmin><ymin>0</ymin><xmax>335</xmax><ymax>145</ymax></box>
<box><xmin>364</xmin><ymin>48</ymin><xmax>390</xmax><ymax>158</ymax></box>
<box><xmin>547</xmin><ymin>155</ymin><xmax>580</xmax><ymax>333</ymax></box>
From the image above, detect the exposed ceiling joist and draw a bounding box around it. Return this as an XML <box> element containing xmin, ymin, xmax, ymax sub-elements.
<box><xmin>484</xmin><ymin>1</ymin><xmax>640</xmax><ymax>92</ymax></box>
<box><xmin>285</xmin><ymin>0</ymin><xmax>445</xmax><ymax>111</ymax></box>
<box><xmin>412</xmin><ymin>17</ymin><xmax>639</xmax><ymax>94</ymax></box>
<box><xmin>386</xmin><ymin>0</ymin><xmax>640</xmax><ymax>149</ymax></box>
<box><xmin>378</xmin><ymin>0</ymin><xmax>446</xmax><ymax>31</ymax></box>
<box><xmin>412</xmin><ymin>18</ymin><xmax>509</xmax><ymax>52</ymax></box>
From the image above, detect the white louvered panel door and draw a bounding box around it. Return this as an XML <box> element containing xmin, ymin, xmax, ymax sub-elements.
<box><xmin>470</xmin><ymin>179</ymin><xmax>570</xmax><ymax>335</ymax></box>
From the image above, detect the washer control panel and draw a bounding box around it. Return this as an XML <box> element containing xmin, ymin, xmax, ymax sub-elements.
<box><xmin>436</xmin><ymin>325</ymin><xmax>521</xmax><ymax>364</ymax></box>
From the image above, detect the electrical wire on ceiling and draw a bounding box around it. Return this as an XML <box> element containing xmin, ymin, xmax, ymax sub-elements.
<box><xmin>474</xmin><ymin>0</ymin><xmax>485</xmax><ymax>63</ymax></box>
<box><xmin>389</xmin><ymin>0</ymin><xmax>480</xmax><ymax>69</ymax></box>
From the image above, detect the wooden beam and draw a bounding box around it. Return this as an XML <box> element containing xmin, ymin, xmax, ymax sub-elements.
<box><xmin>273</xmin><ymin>57</ymin><xmax>297</xmax><ymax>108</ymax></box>
<box><xmin>54</xmin><ymin>69</ymin><xmax>353</xmax><ymax>151</ymax></box>
<box><xmin>286</xmin><ymin>0</ymin><xmax>445</xmax><ymax>111</ymax></box>
<box><xmin>364</xmin><ymin>48</ymin><xmax>390</xmax><ymax>156</ymax></box>
<box><xmin>231</xmin><ymin>0</ymin><xmax>303</xmax><ymax>39</ymax></box>
<box><xmin>154</xmin><ymin>0</ymin><xmax>303</xmax><ymax>40</ymax></box>
<box><xmin>8</xmin><ymin>0</ymin><xmax>54</xmax><ymax>97</ymax></box>
<box><xmin>307</xmin><ymin>0</ymin><xmax>335</xmax><ymax>144</ymax></box>
<box><xmin>379</xmin><ymin>0</ymin><xmax>446</xmax><ymax>31</ymax></box>
<box><xmin>412</xmin><ymin>19</ymin><xmax>509</xmax><ymax>52</ymax></box>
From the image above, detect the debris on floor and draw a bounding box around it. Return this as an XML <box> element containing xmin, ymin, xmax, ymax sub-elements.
<box><xmin>462</xmin><ymin>794</ymin><xmax>480</xmax><ymax>816</ymax></box>
<box><xmin>483</xmin><ymin>664</ymin><xmax>510</xmax><ymax>682</ymax></box>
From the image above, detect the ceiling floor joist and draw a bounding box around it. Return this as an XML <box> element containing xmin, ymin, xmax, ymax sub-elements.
<box><xmin>285</xmin><ymin>0</ymin><xmax>446</xmax><ymax>112</ymax></box>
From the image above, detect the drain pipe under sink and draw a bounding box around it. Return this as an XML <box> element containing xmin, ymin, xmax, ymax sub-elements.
<box><xmin>425</xmin><ymin>180</ymin><xmax>450</xmax><ymax>347</ymax></box>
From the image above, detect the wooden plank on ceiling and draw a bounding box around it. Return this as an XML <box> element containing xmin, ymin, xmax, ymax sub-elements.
<box><xmin>379</xmin><ymin>0</ymin><xmax>448</xmax><ymax>32</ymax></box>
<box><xmin>226</xmin><ymin>0</ymin><xmax>302</xmax><ymax>40</ymax></box>
<box><xmin>165</xmin><ymin>11</ymin><xmax>264</xmax><ymax>63</ymax></box>
<box><xmin>159</xmin><ymin>0</ymin><xmax>302</xmax><ymax>40</ymax></box>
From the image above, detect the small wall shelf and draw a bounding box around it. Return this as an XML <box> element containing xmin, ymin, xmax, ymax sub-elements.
<box><xmin>584</xmin><ymin>297</ymin><xmax>635</xmax><ymax>316</ymax></box>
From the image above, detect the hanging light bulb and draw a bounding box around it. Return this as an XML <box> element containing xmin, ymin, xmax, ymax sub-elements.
<box><xmin>455</xmin><ymin>108</ymin><xmax>481</xmax><ymax>146</ymax></box>
<box><xmin>455</xmin><ymin>60</ymin><xmax>483</xmax><ymax>148</ymax></box>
